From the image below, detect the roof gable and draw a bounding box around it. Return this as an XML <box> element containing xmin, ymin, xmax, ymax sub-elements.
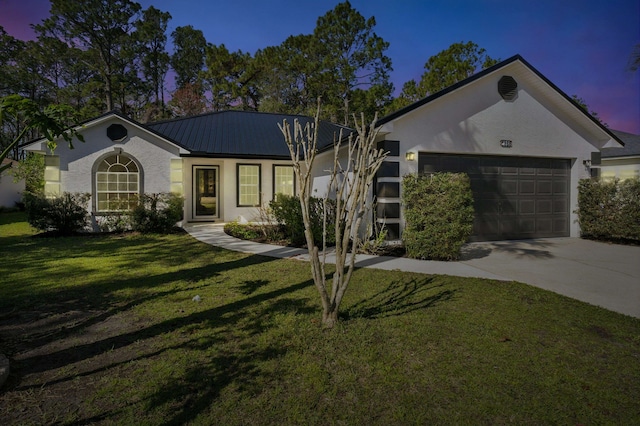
<box><xmin>147</xmin><ymin>110</ymin><xmax>352</xmax><ymax>159</ymax></box>
<box><xmin>377</xmin><ymin>55</ymin><xmax>623</xmax><ymax>149</ymax></box>
<box><xmin>21</xmin><ymin>110</ymin><xmax>191</xmax><ymax>154</ymax></box>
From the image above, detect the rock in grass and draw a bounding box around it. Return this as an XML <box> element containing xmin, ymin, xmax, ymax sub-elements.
<box><xmin>0</xmin><ymin>354</ymin><xmax>9</xmax><ymax>389</ymax></box>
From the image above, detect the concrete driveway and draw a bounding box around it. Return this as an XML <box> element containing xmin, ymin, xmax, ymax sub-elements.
<box><xmin>457</xmin><ymin>238</ymin><xmax>640</xmax><ymax>319</ymax></box>
<box><xmin>185</xmin><ymin>224</ymin><xmax>640</xmax><ymax>319</ymax></box>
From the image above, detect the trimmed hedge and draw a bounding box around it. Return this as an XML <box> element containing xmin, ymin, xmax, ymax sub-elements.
<box><xmin>402</xmin><ymin>173</ymin><xmax>474</xmax><ymax>260</ymax></box>
<box><xmin>576</xmin><ymin>178</ymin><xmax>640</xmax><ymax>242</ymax></box>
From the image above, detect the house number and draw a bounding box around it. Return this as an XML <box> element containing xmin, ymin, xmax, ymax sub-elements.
<box><xmin>500</xmin><ymin>139</ymin><xmax>513</xmax><ymax>148</ymax></box>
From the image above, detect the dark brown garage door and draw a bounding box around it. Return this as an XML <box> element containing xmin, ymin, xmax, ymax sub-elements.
<box><xmin>418</xmin><ymin>154</ymin><xmax>570</xmax><ymax>241</ymax></box>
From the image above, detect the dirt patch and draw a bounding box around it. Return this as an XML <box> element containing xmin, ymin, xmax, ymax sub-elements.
<box><xmin>0</xmin><ymin>303</ymin><xmax>159</xmax><ymax>425</ymax></box>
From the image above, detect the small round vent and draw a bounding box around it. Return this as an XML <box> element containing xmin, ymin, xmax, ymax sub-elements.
<box><xmin>107</xmin><ymin>124</ymin><xmax>128</xmax><ymax>142</ymax></box>
<box><xmin>498</xmin><ymin>76</ymin><xmax>518</xmax><ymax>101</ymax></box>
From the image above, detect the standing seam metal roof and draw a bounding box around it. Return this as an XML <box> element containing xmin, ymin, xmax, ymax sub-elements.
<box><xmin>602</xmin><ymin>130</ymin><xmax>640</xmax><ymax>158</ymax></box>
<box><xmin>147</xmin><ymin>110</ymin><xmax>353</xmax><ymax>158</ymax></box>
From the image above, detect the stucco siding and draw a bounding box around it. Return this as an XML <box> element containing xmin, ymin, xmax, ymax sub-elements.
<box><xmin>0</xmin><ymin>161</ymin><xmax>25</xmax><ymax>208</ymax></box>
<box><xmin>182</xmin><ymin>157</ymin><xmax>296</xmax><ymax>223</ymax></box>
<box><xmin>25</xmin><ymin>117</ymin><xmax>182</xmax><ymax>214</ymax></box>
<box><xmin>379</xmin><ymin>68</ymin><xmax>602</xmax><ymax>238</ymax></box>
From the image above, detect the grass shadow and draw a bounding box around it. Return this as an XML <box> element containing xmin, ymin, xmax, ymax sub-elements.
<box><xmin>345</xmin><ymin>277</ymin><xmax>455</xmax><ymax>320</ymax></box>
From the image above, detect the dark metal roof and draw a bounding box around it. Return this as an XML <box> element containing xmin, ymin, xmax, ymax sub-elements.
<box><xmin>603</xmin><ymin>130</ymin><xmax>640</xmax><ymax>158</ymax></box>
<box><xmin>148</xmin><ymin>110</ymin><xmax>353</xmax><ymax>159</ymax></box>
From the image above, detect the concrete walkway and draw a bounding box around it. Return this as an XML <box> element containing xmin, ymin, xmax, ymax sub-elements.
<box><xmin>184</xmin><ymin>223</ymin><xmax>640</xmax><ymax>319</ymax></box>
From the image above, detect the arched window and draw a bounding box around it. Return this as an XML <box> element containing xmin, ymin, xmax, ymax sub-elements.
<box><xmin>95</xmin><ymin>153</ymin><xmax>140</xmax><ymax>212</ymax></box>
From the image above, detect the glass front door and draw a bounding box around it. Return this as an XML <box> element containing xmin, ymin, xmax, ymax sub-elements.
<box><xmin>194</xmin><ymin>166</ymin><xmax>218</xmax><ymax>218</ymax></box>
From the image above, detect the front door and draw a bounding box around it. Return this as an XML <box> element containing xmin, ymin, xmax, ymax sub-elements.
<box><xmin>193</xmin><ymin>166</ymin><xmax>219</xmax><ymax>219</ymax></box>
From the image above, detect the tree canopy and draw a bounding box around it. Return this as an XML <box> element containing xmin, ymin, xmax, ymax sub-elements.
<box><xmin>385</xmin><ymin>41</ymin><xmax>499</xmax><ymax>113</ymax></box>
<box><xmin>4</xmin><ymin>1</ymin><xmax>573</xmax><ymax>157</ymax></box>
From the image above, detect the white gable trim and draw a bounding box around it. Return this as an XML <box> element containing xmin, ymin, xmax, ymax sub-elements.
<box><xmin>22</xmin><ymin>111</ymin><xmax>191</xmax><ymax>155</ymax></box>
<box><xmin>377</xmin><ymin>56</ymin><xmax>623</xmax><ymax>151</ymax></box>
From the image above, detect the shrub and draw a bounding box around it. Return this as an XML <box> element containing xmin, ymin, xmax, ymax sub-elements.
<box><xmin>97</xmin><ymin>212</ymin><xmax>132</xmax><ymax>233</ymax></box>
<box><xmin>131</xmin><ymin>193</ymin><xmax>184</xmax><ymax>234</ymax></box>
<box><xmin>576</xmin><ymin>178</ymin><xmax>640</xmax><ymax>242</ymax></box>
<box><xmin>11</xmin><ymin>152</ymin><xmax>45</xmax><ymax>194</ymax></box>
<box><xmin>269</xmin><ymin>194</ymin><xmax>336</xmax><ymax>246</ymax></box>
<box><xmin>224</xmin><ymin>221</ymin><xmax>262</xmax><ymax>240</ymax></box>
<box><xmin>402</xmin><ymin>173</ymin><xmax>474</xmax><ymax>260</ymax></box>
<box><xmin>24</xmin><ymin>192</ymin><xmax>90</xmax><ymax>235</ymax></box>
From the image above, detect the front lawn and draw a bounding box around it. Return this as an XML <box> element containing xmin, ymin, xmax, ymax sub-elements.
<box><xmin>1</xmin><ymin>212</ymin><xmax>639</xmax><ymax>425</ymax></box>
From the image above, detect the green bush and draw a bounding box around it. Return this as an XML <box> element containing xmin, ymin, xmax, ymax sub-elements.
<box><xmin>223</xmin><ymin>221</ymin><xmax>262</xmax><ymax>240</ymax></box>
<box><xmin>131</xmin><ymin>193</ymin><xmax>184</xmax><ymax>234</ymax></box>
<box><xmin>24</xmin><ymin>192</ymin><xmax>90</xmax><ymax>235</ymax></box>
<box><xmin>11</xmin><ymin>152</ymin><xmax>45</xmax><ymax>194</ymax></box>
<box><xmin>98</xmin><ymin>212</ymin><xmax>132</xmax><ymax>233</ymax></box>
<box><xmin>269</xmin><ymin>194</ymin><xmax>336</xmax><ymax>246</ymax></box>
<box><xmin>402</xmin><ymin>173</ymin><xmax>474</xmax><ymax>260</ymax></box>
<box><xmin>576</xmin><ymin>178</ymin><xmax>640</xmax><ymax>242</ymax></box>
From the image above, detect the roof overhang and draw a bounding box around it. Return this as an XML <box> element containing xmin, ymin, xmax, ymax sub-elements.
<box><xmin>375</xmin><ymin>55</ymin><xmax>624</xmax><ymax>151</ymax></box>
<box><xmin>21</xmin><ymin>110</ymin><xmax>191</xmax><ymax>155</ymax></box>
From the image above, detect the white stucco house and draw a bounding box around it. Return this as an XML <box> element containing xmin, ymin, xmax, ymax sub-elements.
<box><xmin>23</xmin><ymin>109</ymin><xmax>351</xmax><ymax>229</ymax></box>
<box><xmin>599</xmin><ymin>130</ymin><xmax>640</xmax><ymax>180</ymax></box>
<box><xmin>22</xmin><ymin>54</ymin><xmax>623</xmax><ymax>241</ymax></box>
<box><xmin>0</xmin><ymin>159</ymin><xmax>25</xmax><ymax>208</ymax></box>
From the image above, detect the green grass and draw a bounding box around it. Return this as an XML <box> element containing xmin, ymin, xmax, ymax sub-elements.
<box><xmin>1</xmin><ymin>212</ymin><xmax>639</xmax><ymax>425</ymax></box>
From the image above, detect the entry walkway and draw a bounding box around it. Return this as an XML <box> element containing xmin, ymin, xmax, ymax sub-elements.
<box><xmin>184</xmin><ymin>223</ymin><xmax>640</xmax><ymax>319</ymax></box>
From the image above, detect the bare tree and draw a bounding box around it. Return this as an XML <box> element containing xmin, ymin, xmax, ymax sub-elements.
<box><xmin>279</xmin><ymin>103</ymin><xmax>388</xmax><ymax>328</ymax></box>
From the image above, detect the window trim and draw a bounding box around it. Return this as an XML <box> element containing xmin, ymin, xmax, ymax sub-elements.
<box><xmin>272</xmin><ymin>164</ymin><xmax>296</xmax><ymax>200</ymax></box>
<box><xmin>236</xmin><ymin>163</ymin><xmax>261</xmax><ymax>207</ymax></box>
<box><xmin>92</xmin><ymin>151</ymin><xmax>143</xmax><ymax>213</ymax></box>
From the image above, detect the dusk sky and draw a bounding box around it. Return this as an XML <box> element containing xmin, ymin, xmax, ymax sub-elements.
<box><xmin>1</xmin><ymin>0</ymin><xmax>638</xmax><ymax>133</ymax></box>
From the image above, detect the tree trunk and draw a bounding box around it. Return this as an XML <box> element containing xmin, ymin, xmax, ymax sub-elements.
<box><xmin>322</xmin><ymin>308</ymin><xmax>339</xmax><ymax>328</ymax></box>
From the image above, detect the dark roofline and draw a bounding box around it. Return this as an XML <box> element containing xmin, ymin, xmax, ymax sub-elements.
<box><xmin>181</xmin><ymin>152</ymin><xmax>292</xmax><ymax>160</ymax></box>
<box><xmin>148</xmin><ymin>108</ymin><xmax>353</xmax><ymax>132</ymax></box>
<box><xmin>376</xmin><ymin>54</ymin><xmax>623</xmax><ymax>147</ymax></box>
<box><xmin>19</xmin><ymin>109</ymin><xmax>193</xmax><ymax>152</ymax></box>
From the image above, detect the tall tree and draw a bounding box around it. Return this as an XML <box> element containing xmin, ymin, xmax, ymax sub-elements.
<box><xmin>313</xmin><ymin>1</ymin><xmax>393</xmax><ymax>124</ymax></box>
<box><xmin>255</xmin><ymin>2</ymin><xmax>392</xmax><ymax>123</ymax></box>
<box><xmin>135</xmin><ymin>6</ymin><xmax>171</xmax><ymax>120</ymax></box>
<box><xmin>168</xmin><ymin>82</ymin><xmax>207</xmax><ymax>117</ymax></box>
<box><xmin>171</xmin><ymin>25</ymin><xmax>207</xmax><ymax>90</ymax></box>
<box><xmin>0</xmin><ymin>27</ymin><xmax>21</xmax><ymax>97</ymax></box>
<box><xmin>203</xmin><ymin>44</ymin><xmax>260</xmax><ymax>111</ymax></box>
<box><xmin>35</xmin><ymin>0</ymin><xmax>143</xmax><ymax>111</ymax></box>
<box><xmin>387</xmin><ymin>41</ymin><xmax>499</xmax><ymax>113</ymax></box>
<box><xmin>255</xmin><ymin>35</ymin><xmax>322</xmax><ymax>116</ymax></box>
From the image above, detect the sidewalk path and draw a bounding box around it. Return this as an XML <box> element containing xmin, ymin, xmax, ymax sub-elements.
<box><xmin>184</xmin><ymin>223</ymin><xmax>640</xmax><ymax>319</ymax></box>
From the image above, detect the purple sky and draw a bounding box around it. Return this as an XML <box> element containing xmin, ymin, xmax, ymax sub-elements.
<box><xmin>1</xmin><ymin>0</ymin><xmax>638</xmax><ymax>133</ymax></box>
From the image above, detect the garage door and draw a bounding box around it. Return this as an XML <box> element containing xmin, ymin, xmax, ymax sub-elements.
<box><xmin>418</xmin><ymin>154</ymin><xmax>570</xmax><ymax>241</ymax></box>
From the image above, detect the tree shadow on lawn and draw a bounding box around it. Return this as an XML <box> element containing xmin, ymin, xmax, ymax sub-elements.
<box><xmin>345</xmin><ymin>276</ymin><xmax>455</xmax><ymax>320</ymax></box>
<box><xmin>9</xmin><ymin>277</ymin><xmax>315</xmax><ymax>378</ymax></box>
<box><xmin>0</xmin><ymin>250</ymin><xmax>278</xmax><ymax>355</ymax></box>
<box><xmin>4</xmin><ymin>276</ymin><xmax>316</xmax><ymax>424</ymax></box>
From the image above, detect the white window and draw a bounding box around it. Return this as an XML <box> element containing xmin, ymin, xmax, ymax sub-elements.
<box><xmin>273</xmin><ymin>165</ymin><xmax>295</xmax><ymax>198</ymax></box>
<box><xmin>237</xmin><ymin>164</ymin><xmax>261</xmax><ymax>206</ymax></box>
<box><xmin>95</xmin><ymin>154</ymin><xmax>140</xmax><ymax>212</ymax></box>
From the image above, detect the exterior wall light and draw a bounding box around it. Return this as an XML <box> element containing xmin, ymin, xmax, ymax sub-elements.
<box><xmin>405</xmin><ymin>151</ymin><xmax>416</xmax><ymax>161</ymax></box>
